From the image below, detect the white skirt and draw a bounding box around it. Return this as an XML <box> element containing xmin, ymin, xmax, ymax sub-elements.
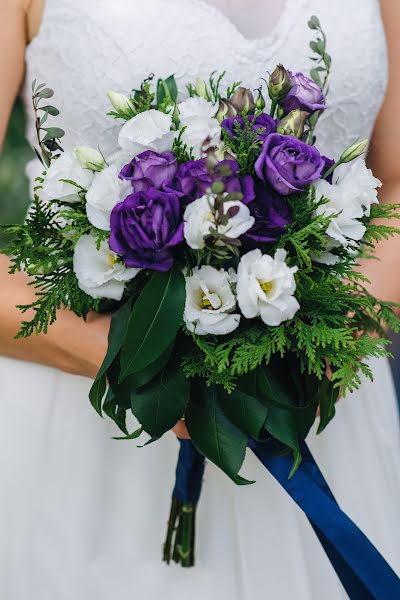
<box><xmin>0</xmin><ymin>355</ymin><xmax>399</xmax><ymax>599</ymax></box>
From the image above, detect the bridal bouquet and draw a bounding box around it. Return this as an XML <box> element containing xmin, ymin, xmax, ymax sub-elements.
<box><xmin>3</xmin><ymin>16</ymin><xmax>400</xmax><ymax>593</ymax></box>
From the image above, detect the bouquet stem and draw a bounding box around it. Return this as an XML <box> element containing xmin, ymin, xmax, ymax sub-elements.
<box><xmin>162</xmin><ymin>439</ymin><xmax>205</xmax><ymax>567</ymax></box>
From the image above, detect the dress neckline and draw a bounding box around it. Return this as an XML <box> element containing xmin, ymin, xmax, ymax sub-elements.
<box><xmin>27</xmin><ymin>0</ymin><xmax>308</xmax><ymax>58</ymax></box>
<box><xmin>189</xmin><ymin>0</ymin><xmax>306</xmax><ymax>49</ymax></box>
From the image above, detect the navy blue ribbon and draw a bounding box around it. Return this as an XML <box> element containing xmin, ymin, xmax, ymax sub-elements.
<box><xmin>172</xmin><ymin>438</ymin><xmax>400</xmax><ymax>597</ymax></box>
<box><xmin>248</xmin><ymin>439</ymin><xmax>400</xmax><ymax>599</ymax></box>
<box><xmin>173</xmin><ymin>438</ymin><xmax>205</xmax><ymax>504</ymax></box>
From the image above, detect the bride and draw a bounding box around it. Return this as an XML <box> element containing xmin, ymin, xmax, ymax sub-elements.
<box><xmin>0</xmin><ymin>0</ymin><xmax>399</xmax><ymax>597</ymax></box>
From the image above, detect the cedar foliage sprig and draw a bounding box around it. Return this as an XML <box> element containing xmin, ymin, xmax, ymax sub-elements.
<box><xmin>1</xmin><ymin>196</ymin><xmax>101</xmax><ymax>336</ymax></box>
<box><xmin>182</xmin><ymin>189</ymin><xmax>400</xmax><ymax>395</ymax></box>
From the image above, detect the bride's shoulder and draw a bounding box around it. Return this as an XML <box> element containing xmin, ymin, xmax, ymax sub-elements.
<box><xmin>24</xmin><ymin>0</ymin><xmax>45</xmax><ymax>43</ymax></box>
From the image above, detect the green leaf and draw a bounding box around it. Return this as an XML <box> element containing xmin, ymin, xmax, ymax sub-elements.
<box><xmin>112</xmin><ymin>426</ymin><xmax>143</xmax><ymax>441</ymax></box>
<box><xmin>186</xmin><ymin>384</ymin><xmax>253</xmax><ymax>485</ymax></box>
<box><xmin>42</xmin><ymin>127</ymin><xmax>65</xmax><ymax>141</ymax></box>
<box><xmin>37</xmin><ymin>88</ymin><xmax>54</xmax><ymax>99</ymax></box>
<box><xmin>317</xmin><ymin>376</ymin><xmax>339</xmax><ymax>434</ymax></box>
<box><xmin>157</xmin><ymin>75</ymin><xmax>178</xmax><ymax>106</ymax></box>
<box><xmin>219</xmin><ymin>373</ymin><xmax>268</xmax><ymax>438</ymax></box>
<box><xmin>120</xmin><ymin>266</ymin><xmax>185</xmax><ymax>380</ymax></box>
<box><xmin>42</xmin><ymin>105</ymin><xmax>60</xmax><ymax>116</ymax></box>
<box><xmin>103</xmin><ymin>387</ymin><xmax>129</xmax><ymax>435</ymax></box>
<box><xmin>128</xmin><ymin>342</ymin><xmax>174</xmax><ymax>389</ymax></box>
<box><xmin>89</xmin><ymin>299</ymin><xmax>132</xmax><ymax>416</ymax></box>
<box><xmin>264</xmin><ymin>406</ymin><xmax>301</xmax><ymax>477</ymax></box>
<box><xmin>131</xmin><ymin>354</ymin><xmax>189</xmax><ymax>438</ymax></box>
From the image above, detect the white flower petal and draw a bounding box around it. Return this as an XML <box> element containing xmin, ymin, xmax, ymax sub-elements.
<box><xmin>73</xmin><ymin>234</ymin><xmax>139</xmax><ymax>300</ymax></box>
<box><xmin>41</xmin><ymin>152</ymin><xmax>93</xmax><ymax>202</ymax></box>
<box><xmin>86</xmin><ymin>165</ymin><xmax>131</xmax><ymax>231</ymax></box>
<box><xmin>237</xmin><ymin>249</ymin><xmax>299</xmax><ymax>326</ymax></box>
<box><xmin>118</xmin><ymin>109</ymin><xmax>175</xmax><ymax>155</ymax></box>
<box><xmin>184</xmin><ymin>265</ymin><xmax>240</xmax><ymax>336</ymax></box>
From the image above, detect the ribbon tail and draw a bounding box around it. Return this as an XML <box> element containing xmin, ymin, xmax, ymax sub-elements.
<box><xmin>249</xmin><ymin>439</ymin><xmax>400</xmax><ymax>600</ymax></box>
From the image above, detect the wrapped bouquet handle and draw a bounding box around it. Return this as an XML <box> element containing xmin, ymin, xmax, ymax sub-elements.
<box><xmin>165</xmin><ymin>438</ymin><xmax>400</xmax><ymax>598</ymax></box>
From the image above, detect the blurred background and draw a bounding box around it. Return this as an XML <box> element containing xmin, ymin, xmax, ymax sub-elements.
<box><xmin>1</xmin><ymin>101</ymin><xmax>400</xmax><ymax>398</ymax></box>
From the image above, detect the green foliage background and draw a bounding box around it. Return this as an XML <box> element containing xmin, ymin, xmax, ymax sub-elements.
<box><xmin>0</xmin><ymin>100</ymin><xmax>33</xmax><ymax>237</ymax></box>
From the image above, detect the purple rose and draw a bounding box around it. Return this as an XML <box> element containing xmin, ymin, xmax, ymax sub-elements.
<box><xmin>109</xmin><ymin>188</ymin><xmax>183</xmax><ymax>272</ymax></box>
<box><xmin>243</xmin><ymin>184</ymin><xmax>292</xmax><ymax>247</ymax></box>
<box><xmin>164</xmin><ymin>158</ymin><xmax>255</xmax><ymax>205</ymax></box>
<box><xmin>281</xmin><ymin>71</ymin><xmax>326</xmax><ymax>115</ymax></box>
<box><xmin>120</xmin><ymin>150</ymin><xmax>178</xmax><ymax>192</ymax></box>
<box><xmin>255</xmin><ymin>133</ymin><xmax>325</xmax><ymax>195</ymax></box>
<box><xmin>222</xmin><ymin>113</ymin><xmax>276</xmax><ymax>142</ymax></box>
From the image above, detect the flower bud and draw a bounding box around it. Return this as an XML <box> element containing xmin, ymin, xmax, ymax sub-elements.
<box><xmin>255</xmin><ymin>88</ymin><xmax>266</xmax><ymax>111</ymax></box>
<box><xmin>107</xmin><ymin>91</ymin><xmax>134</xmax><ymax>117</ymax></box>
<box><xmin>340</xmin><ymin>139</ymin><xmax>369</xmax><ymax>163</ymax></box>
<box><xmin>276</xmin><ymin>110</ymin><xmax>309</xmax><ymax>139</ymax></box>
<box><xmin>215</xmin><ymin>99</ymin><xmax>238</xmax><ymax>123</ymax></box>
<box><xmin>75</xmin><ymin>146</ymin><xmax>107</xmax><ymax>171</ymax></box>
<box><xmin>268</xmin><ymin>64</ymin><xmax>292</xmax><ymax>101</ymax></box>
<box><xmin>195</xmin><ymin>78</ymin><xmax>209</xmax><ymax>100</ymax></box>
<box><xmin>230</xmin><ymin>87</ymin><xmax>256</xmax><ymax>114</ymax></box>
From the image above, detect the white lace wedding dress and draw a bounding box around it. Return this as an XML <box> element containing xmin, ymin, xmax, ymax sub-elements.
<box><xmin>0</xmin><ymin>0</ymin><xmax>399</xmax><ymax>598</ymax></box>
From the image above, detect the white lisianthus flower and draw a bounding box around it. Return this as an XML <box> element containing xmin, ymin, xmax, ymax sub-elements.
<box><xmin>314</xmin><ymin>160</ymin><xmax>380</xmax><ymax>265</ymax></box>
<box><xmin>85</xmin><ymin>164</ymin><xmax>132</xmax><ymax>230</ymax></box>
<box><xmin>107</xmin><ymin>90</ymin><xmax>134</xmax><ymax>117</ymax></box>
<box><xmin>183</xmin><ymin>194</ymin><xmax>255</xmax><ymax>249</ymax></box>
<box><xmin>41</xmin><ymin>152</ymin><xmax>94</xmax><ymax>202</ymax></box>
<box><xmin>178</xmin><ymin>97</ymin><xmax>221</xmax><ymax>158</ymax></box>
<box><xmin>237</xmin><ymin>249</ymin><xmax>300</xmax><ymax>326</ymax></box>
<box><xmin>75</xmin><ymin>146</ymin><xmax>107</xmax><ymax>172</ymax></box>
<box><xmin>73</xmin><ymin>234</ymin><xmax>139</xmax><ymax>300</ymax></box>
<box><xmin>184</xmin><ymin>265</ymin><xmax>240</xmax><ymax>335</ymax></box>
<box><xmin>118</xmin><ymin>109</ymin><xmax>175</xmax><ymax>156</ymax></box>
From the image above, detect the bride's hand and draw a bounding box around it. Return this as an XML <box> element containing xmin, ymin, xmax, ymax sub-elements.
<box><xmin>172</xmin><ymin>420</ymin><xmax>190</xmax><ymax>439</ymax></box>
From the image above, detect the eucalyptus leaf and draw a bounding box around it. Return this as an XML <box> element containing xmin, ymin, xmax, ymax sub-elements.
<box><xmin>186</xmin><ymin>384</ymin><xmax>253</xmax><ymax>485</ymax></box>
<box><xmin>37</xmin><ymin>88</ymin><xmax>54</xmax><ymax>99</ymax></box>
<box><xmin>120</xmin><ymin>266</ymin><xmax>185</xmax><ymax>380</ymax></box>
<box><xmin>42</xmin><ymin>105</ymin><xmax>60</xmax><ymax>116</ymax></box>
<box><xmin>42</xmin><ymin>127</ymin><xmax>65</xmax><ymax>141</ymax></box>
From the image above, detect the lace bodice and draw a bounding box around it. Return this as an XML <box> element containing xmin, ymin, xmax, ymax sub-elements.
<box><xmin>23</xmin><ymin>0</ymin><xmax>387</xmax><ymax>163</ymax></box>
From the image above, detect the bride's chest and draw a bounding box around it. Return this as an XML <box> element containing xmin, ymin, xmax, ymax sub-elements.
<box><xmin>24</xmin><ymin>0</ymin><xmax>387</xmax><ymax>158</ymax></box>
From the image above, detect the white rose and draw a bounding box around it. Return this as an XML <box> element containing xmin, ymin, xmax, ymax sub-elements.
<box><xmin>86</xmin><ymin>164</ymin><xmax>132</xmax><ymax>231</ymax></box>
<box><xmin>184</xmin><ymin>265</ymin><xmax>240</xmax><ymax>335</ymax></box>
<box><xmin>178</xmin><ymin>97</ymin><xmax>221</xmax><ymax>159</ymax></box>
<box><xmin>237</xmin><ymin>249</ymin><xmax>300</xmax><ymax>326</ymax></box>
<box><xmin>73</xmin><ymin>234</ymin><xmax>139</xmax><ymax>300</ymax></box>
<box><xmin>118</xmin><ymin>109</ymin><xmax>175</xmax><ymax>156</ymax></box>
<box><xmin>75</xmin><ymin>146</ymin><xmax>107</xmax><ymax>171</ymax></box>
<box><xmin>183</xmin><ymin>194</ymin><xmax>254</xmax><ymax>250</ymax></box>
<box><xmin>41</xmin><ymin>152</ymin><xmax>94</xmax><ymax>202</ymax></box>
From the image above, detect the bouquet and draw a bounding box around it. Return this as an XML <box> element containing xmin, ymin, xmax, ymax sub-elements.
<box><xmin>3</xmin><ymin>16</ymin><xmax>400</xmax><ymax>596</ymax></box>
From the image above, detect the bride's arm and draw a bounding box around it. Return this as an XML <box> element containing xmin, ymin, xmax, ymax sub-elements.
<box><xmin>0</xmin><ymin>0</ymin><xmax>110</xmax><ymax>378</ymax></box>
<box><xmin>361</xmin><ymin>0</ymin><xmax>400</xmax><ymax>306</ymax></box>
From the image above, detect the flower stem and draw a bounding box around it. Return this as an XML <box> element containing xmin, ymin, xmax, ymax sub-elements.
<box><xmin>270</xmin><ymin>99</ymin><xmax>278</xmax><ymax>118</ymax></box>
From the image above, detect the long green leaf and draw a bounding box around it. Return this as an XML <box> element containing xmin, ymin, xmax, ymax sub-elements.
<box><xmin>186</xmin><ymin>384</ymin><xmax>252</xmax><ymax>485</ymax></box>
<box><xmin>120</xmin><ymin>267</ymin><xmax>185</xmax><ymax>380</ymax></box>
<box><xmin>219</xmin><ymin>377</ymin><xmax>268</xmax><ymax>439</ymax></box>
<box><xmin>317</xmin><ymin>377</ymin><xmax>339</xmax><ymax>434</ymax></box>
<box><xmin>89</xmin><ymin>299</ymin><xmax>132</xmax><ymax>416</ymax></box>
<box><xmin>131</xmin><ymin>353</ymin><xmax>189</xmax><ymax>438</ymax></box>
